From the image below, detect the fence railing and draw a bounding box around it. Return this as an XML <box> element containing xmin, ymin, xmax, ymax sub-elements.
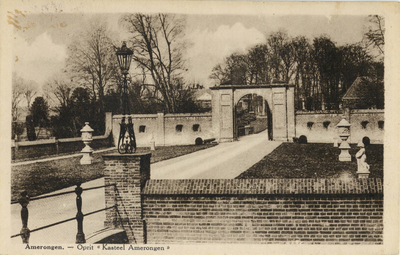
<box><xmin>11</xmin><ymin>183</ymin><xmax>116</xmax><ymax>244</ymax></box>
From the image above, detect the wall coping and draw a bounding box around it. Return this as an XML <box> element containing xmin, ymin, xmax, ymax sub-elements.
<box><xmin>142</xmin><ymin>178</ymin><xmax>382</xmax><ymax>195</ymax></box>
<box><xmin>210</xmin><ymin>84</ymin><xmax>294</xmax><ymax>90</ymax></box>
<box><xmin>103</xmin><ymin>152</ymin><xmax>152</xmax><ymax>160</ymax></box>
<box><xmin>113</xmin><ymin>113</ymin><xmax>212</xmax><ymax>119</ymax></box>
<box><xmin>296</xmin><ymin>109</ymin><xmax>385</xmax><ymax>115</ymax></box>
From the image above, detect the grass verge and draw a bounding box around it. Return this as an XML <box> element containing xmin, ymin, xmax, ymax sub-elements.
<box><xmin>236</xmin><ymin>143</ymin><xmax>383</xmax><ymax>179</ymax></box>
<box><xmin>11</xmin><ymin>144</ymin><xmax>216</xmax><ymax>202</ymax></box>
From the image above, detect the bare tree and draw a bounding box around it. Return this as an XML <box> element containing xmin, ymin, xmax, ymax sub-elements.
<box><xmin>209</xmin><ymin>64</ymin><xmax>227</xmax><ymax>86</ymax></box>
<box><xmin>121</xmin><ymin>13</ymin><xmax>186</xmax><ymax>113</ymax></box>
<box><xmin>43</xmin><ymin>73</ymin><xmax>76</xmax><ymax>111</ymax></box>
<box><xmin>364</xmin><ymin>15</ymin><xmax>385</xmax><ymax>56</ymax></box>
<box><xmin>12</xmin><ymin>72</ymin><xmax>24</xmax><ymax>121</ymax></box>
<box><xmin>66</xmin><ymin>18</ymin><xmax>120</xmax><ymax>112</ymax></box>
<box><xmin>22</xmin><ymin>80</ymin><xmax>38</xmax><ymax>108</ymax></box>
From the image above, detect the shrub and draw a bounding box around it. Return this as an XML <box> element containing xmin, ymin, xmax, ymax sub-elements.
<box><xmin>299</xmin><ymin>135</ymin><xmax>308</xmax><ymax>144</ymax></box>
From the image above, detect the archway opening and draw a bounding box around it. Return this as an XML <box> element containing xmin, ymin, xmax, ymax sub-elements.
<box><xmin>235</xmin><ymin>93</ymin><xmax>272</xmax><ymax>140</ymax></box>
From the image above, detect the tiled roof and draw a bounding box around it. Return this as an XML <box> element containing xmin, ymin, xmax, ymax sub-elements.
<box><xmin>142</xmin><ymin>178</ymin><xmax>382</xmax><ymax>195</ymax></box>
<box><xmin>342</xmin><ymin>77</ymin><xmax>371</xmax><ymax>100</ymax></box>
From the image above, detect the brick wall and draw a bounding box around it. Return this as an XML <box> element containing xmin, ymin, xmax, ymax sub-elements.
<box><xmin>103</xmin><ymin>153</ymin><xmax>151</xmax><ymax>244</ymax></box>
<box><xmin>141</xmin><ymin>179</ymin><xmax>383</xmax><ymax>244</ymax></box>
<box><xmin>103</xmin><ymin>156</ymin><xmax>383</xmax><ymax>245</ymax></box>
<box><xmin>295</xmin><ymin>109</ymin><xmax>384</xmax><ymax>144</ymax></box>
<box><xmin>112</xmin><ymin>113</ymin><xmax>213</xmax><ymax>147</ymax></box>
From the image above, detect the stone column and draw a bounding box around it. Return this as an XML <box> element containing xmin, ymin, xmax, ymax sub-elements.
<box><xmin>103</xmin><ymin>153</ymin><xmax>151</xmax><ymax>244</ymax></box>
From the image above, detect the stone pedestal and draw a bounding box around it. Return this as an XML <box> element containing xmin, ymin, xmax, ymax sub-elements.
<box><xmin>103</xmin><ymin>153</ymin><xmax>151</xmax><ymax>244</ymax></box>
<box><xmin>337</xmin><ymin>119</ymin><xmax>351</xmax><ymax>162</ymax></box>
<box><xmin>339</xmin><ymin>141</ymin><xmax>351</xmax><ymax>161</ymax></box>
<box><xmin>80</xmin><ymin>122</ymin><xmax>94</xmax><ymax>165</ymax></box>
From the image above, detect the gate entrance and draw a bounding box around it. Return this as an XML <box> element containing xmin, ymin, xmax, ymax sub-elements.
<box><xmin>235</xmin><ymin>93</ymin><xmax>273</xmax><ymax>140</ymax></box>
<box><xmin>211</xmin><ymin>83</ymin><xmax>295</xmax><ymax>142</ymax></box>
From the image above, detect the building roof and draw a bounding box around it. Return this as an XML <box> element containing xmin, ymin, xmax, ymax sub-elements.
<box><xmin>192</xmin><ymin>89</ymin><xmax>212</xmax><ymax>101</ymax></box>
<box><xmin>342</xmin><ymin>77</ymin><xmax>372</xmax><ymax>100</ymax></box>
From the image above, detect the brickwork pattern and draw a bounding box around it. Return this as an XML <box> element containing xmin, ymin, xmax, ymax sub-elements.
<box><xmin>142</xmin><ymin>179</ymin><xmax>383</xmax><ymax>244</ymax></box>
<box><xmin>142</xmin><ymin>178</ymin><xmax>383</xmax><ymax>195</ymax></box>
<box><xmin>103</xmin><ymin>153</ymin><xmax>151</xmax><ymax>244</ymax></box>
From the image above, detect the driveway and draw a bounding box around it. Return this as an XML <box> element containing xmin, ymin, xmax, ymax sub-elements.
<box><xmin>10</xmin><ymin>131</ymin><xmax>281</xmax><ymax>244</ymax></box>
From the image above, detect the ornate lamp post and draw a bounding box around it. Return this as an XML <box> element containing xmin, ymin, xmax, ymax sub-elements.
<box><xmin>115</xmin><ymin>41</ymin><xmax>136</xmax><ymax>154</ymax></box>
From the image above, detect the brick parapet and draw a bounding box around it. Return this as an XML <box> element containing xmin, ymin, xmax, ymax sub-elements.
<box><xmin>103</xmin><ymin>153</ymin><xmax>151</xmax><ymax>244</ymax></box>
<box><xmin>141</xmin><ymin>178</ymin><xmax>383</xmax><ymax>244</ymax></box>
<box><xmin>142</xmin><ymin>178</ymin><xmax>383</xmax><ymax>195</ymax></box>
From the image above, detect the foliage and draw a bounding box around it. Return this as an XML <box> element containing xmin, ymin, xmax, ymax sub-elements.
<box><xmin>210</xmin><ymin>30</ymin><xmax>384</xmax><ymax>111</ymax></box>
<box><xmin>12</xmin><ymin>121</ymin><xmax>25</xmax><ymax>140</ymax></box>
<box><xmin>353</xmin><ymin>77</ymin><xmax>384</xmax><ymax>109</ymax></box>
<box><xmin>50</xmin><ymin>87</ymin><xmax>105</xmax><ymax>138</ymax></box>
<box><xmin>25</xmin><ymin>115</ymin><xmax>36</xmax><ymax>141</ymax></box>
<box><xmin>30</xmin><ymin>97</ymin><xmax>50</xmax><ymax>139</ymax></box>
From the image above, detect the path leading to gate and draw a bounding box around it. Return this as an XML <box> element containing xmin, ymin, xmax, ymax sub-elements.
<box><xmin>10</xmin><ymin>131</ymin><xmax>281</xmax><ymax>244</ymax></box>
<box><xmin>151</xmin><ymin>130</ymin><xmax>281</xmax><ymax>179</ymax></box>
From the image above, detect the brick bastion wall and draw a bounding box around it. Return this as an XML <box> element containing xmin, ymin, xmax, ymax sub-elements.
<box><xmin>103</xmin><ymin>154</ymin><xmax>383</xmax><ymax>245</ymax></box>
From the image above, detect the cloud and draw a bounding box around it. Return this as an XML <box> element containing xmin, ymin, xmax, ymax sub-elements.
<box><xmin>13</xmin><ymin>32</ymin><xmax>67</xmax><ymax>90</ymax></box>
<box><xmin>185</xmin><ymin>22</ymin><xmax>265</xmax><ymax>87</ymax></box>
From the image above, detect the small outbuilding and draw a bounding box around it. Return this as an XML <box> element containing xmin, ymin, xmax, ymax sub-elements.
<box><xmin>342</xmin><ymin>77</ymin><xmax>384</xmax><ymax>109</ymax></box>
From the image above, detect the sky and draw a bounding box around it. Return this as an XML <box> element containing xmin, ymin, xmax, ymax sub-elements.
<box><xmin>10</xmin><ymin>11</ymin><xmax>370</xmax><ymax>92</ymax></box>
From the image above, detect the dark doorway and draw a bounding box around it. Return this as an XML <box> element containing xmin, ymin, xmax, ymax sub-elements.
<box><xmin>235</xmin><ymin>94</ymin><xmax>272</xmax><ymax>140</ymax></box>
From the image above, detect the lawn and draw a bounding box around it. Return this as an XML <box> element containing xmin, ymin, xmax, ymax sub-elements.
<box><xmin>236</xmin><ymin>143</ymin><xmax>383</xmax><ymax>179</ymax></box>
<box><xmin>11</xmin><ymin>144</ymin><xmax>215</xmax><ymax>202</ymax></box>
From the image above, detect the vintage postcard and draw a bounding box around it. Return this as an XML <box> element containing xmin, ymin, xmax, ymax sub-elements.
<box><xmin>0</xmin><ymin>0</ymin><xmax>399</xmax><ymax>254</ymax></box>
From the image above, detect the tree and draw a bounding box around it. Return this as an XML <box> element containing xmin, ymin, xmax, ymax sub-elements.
<box><xmin>339</xmin><ymin>43</ymin><xmax>373</xmax><ymax>95</ymax></box>
<box><xmin>209</xmin><ymin>64</ymin><xmax>227</xmax><ymax>85</ymax></box>
<box><xmin>30</xmin><ymin>97</ymin><xmax>49</xmax><ymax>138</ymax></box>
<box><xmin>121</xmin><ymin>13</ymin><xmax>187</xmax><ymax>113</ymax></box>
<box><xmin>66</xmin><ymin>18</ymin><xmax>120</xmax><ymax>114</ymax></box>
<box><xmin>267</xmin><ymin>31</ymin><xmax>295</xmax><ymax>82</ymax></box>
<box><xmin>43</xmin><ymin>73</ymin><xmax>76</xmax><ymax>111</ymax></box>
<box><xmin>22</xmin><ymin>80</ymin><xmax>38</xmax><ymax>108</ymax></box>
<box><xmin>364</xmin><ymin>15</ymin><xmax>384</xmax><ymax>57</ymax></box>
<box><xmin>312</xmin><ymin>36</ymin><xmax>342</xmax><ymax>109</ymax></box>
<box><xmin>12</xmin><ymin>72</ymin><xmax>24</xmax><ymax>121</ymax></box>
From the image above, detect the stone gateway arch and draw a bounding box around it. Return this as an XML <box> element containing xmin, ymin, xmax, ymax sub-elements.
<box><xmin>211</xmin><ymin>83</ymin><xmax>295</xmax><ymax>142</ymax></box>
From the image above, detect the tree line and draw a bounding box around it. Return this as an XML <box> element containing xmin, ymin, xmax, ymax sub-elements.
<box><xmin>210</xmin><ymin>15</ymin><xmax>384</xmax><ymax>111</ymax></box>
<box><xmin>12</xmin><ymin>14</ymin><xmax>206</xmax><ymax>140</ymax></box>
<box><xmin>12</xmin><ymin>14</ymin><xmax>384</xmax><ymax>140</ymax></box>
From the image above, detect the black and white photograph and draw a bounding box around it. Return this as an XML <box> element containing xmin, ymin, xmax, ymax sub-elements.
<box><xmin>1</xmin><ymin>1</ymin><xmax>399</xmax><ymax>254</ymax></box>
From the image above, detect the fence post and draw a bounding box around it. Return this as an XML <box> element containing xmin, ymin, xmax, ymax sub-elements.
<box><xmin>19</xmin><ymin>191</ymin><xmax>30</xmax><ymax>243</ymax></box>
<box><xmin>55</xmin><ymin>139</ymin><xmax>59</xmax><ymax>154</ymax></box>
<box><xmin>75</xmin><ymin>184</ymin><xmax>85</xmax><ymax>243</ymax></box>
